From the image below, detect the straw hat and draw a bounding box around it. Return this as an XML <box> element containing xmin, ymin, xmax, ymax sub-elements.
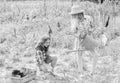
<box><xmin>69</xmin><ymin>5</ymin><xmax>84</xmax><ymax>15</ymax></box>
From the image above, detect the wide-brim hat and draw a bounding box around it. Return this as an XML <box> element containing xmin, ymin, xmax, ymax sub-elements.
<box><xmin>69</xmin><ymin>5</ymin><xmax>84</xmax><ymax>15</ymax></box>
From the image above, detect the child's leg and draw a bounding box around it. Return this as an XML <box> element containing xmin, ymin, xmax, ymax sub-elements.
<box><xmin>74</xmin><ymin>38</ymin><xmax>79</xmax><ymax>50</ymax></box>
<box><xmin>51</xmin><ymin>56</ymin><xmax>57</xmax><ymax>69</ymax></box>
<box><xmin>92</xmin><ymin>50</ymin><xmax>99</xmax><ymax>74</ymax></box>
<box><xmin>77</xmin><ymin>50</ymin><xmax>84</xmax><ymax>74</ymax></box>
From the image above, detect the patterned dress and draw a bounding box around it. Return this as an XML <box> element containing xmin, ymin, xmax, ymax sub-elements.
<box><xmin>35</xmin><ymin>43</ymin><xmax>52</xmax><ymax>68</ymax></box>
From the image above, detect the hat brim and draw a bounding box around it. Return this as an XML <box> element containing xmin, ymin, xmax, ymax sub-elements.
<box><xmin>69</xmin><ymin>11</ymin><xmax>84</xmax><ymax>15</ymax></box>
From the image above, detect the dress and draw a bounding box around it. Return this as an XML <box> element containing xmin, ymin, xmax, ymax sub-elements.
<box><xmin>73</xmin><ymin>15</ymin><xmax>93</xmax><ymax>50</ymax></box>
<box><xmin>35</xmin><ymin>43</ymin><xmax>52</xmax><ymax>65</ymax></box>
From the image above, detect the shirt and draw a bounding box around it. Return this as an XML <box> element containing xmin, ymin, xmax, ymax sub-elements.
<box><xmin>36</xmin><ymin>43</ymin><xmax>49</xmax><ymax>54</ymax></box>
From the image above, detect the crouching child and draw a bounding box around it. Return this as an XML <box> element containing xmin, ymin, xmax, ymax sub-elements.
<box><xmin>35</xmin><ymin>36</ymin><xmax>57</xmax><ymax>73</ymax></box>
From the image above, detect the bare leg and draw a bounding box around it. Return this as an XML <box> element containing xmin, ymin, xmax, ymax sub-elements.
<box><xmin>92</xmin><ymin>50</ymin><xmax>99</xmax><ymax>74</ymax></box>
<box><xmin>74</xmin><ymin>38</ymin><xmax>79</xmax><ymax>50</ymax></box>
<box><xmin>47</xmin><ymin>56</ymin><xmax>57</xmax><ymax>76</ymax></box>
<box><xmin>77</xmin><ymin>50</ymin><xmax>84</xmax><ymax>74</ymax></box>
<box><xmin>51</xmin><ymin>56</ymin><xmax>57</xmax><ymax>71</ymax></box>
<box><xmin>75</xmin><ymin>37</ymin><xmax>82</xmax><ymax>73</ymax></box>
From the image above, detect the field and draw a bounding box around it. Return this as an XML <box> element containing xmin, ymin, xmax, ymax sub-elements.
<box><xmin>0</xmin><ymin>0</ymin><xmax>120</xmax><ymax>83</ymax></box>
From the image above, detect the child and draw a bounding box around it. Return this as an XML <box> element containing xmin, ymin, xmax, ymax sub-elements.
<box><xmin>35</xmin><ymin>36</ymin><xmax>57</xmax><ymax>73</ymax></box>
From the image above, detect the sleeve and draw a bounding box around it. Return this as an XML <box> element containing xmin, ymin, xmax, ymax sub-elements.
<box><xmin>35</xmin><ymin>43</ymin><xmax>43</xmax><ymax>51</ymax></box>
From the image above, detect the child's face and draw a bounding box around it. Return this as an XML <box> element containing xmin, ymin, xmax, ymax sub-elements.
<box><xmin>78</xmin><ymin>13</ymin><xmax>84</xmax><ymax>21</ymax></box>
<box><xmin>44</xmin><ymin>39</ymin><xmax>50</xmax><ymax>47</ymax></box>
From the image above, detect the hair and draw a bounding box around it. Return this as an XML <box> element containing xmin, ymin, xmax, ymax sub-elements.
<box><xmin>35</xmin><ymin>36</ymin><xmax>50</xmax><ymax>50</ymax></box>
<box><xmin>39</xmin><ymin>36</ymin><xmax>50</xmax><ymax>45</ymax></box>
<box><xmin>41</xmin><ymin>37</ymin><xmax>50</xmax><ymax>44</ymax></box>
